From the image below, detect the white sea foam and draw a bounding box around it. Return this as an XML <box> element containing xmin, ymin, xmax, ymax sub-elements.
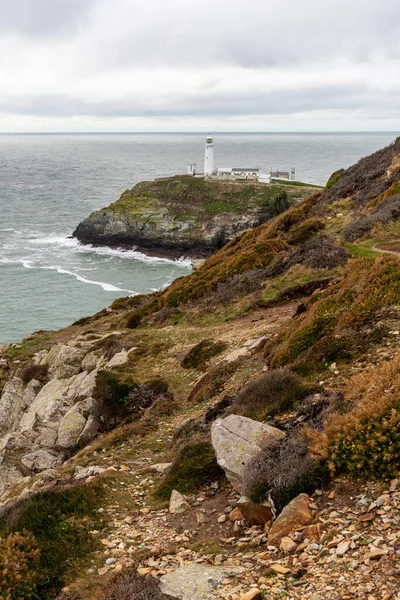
<box><xmin>28</xmin><ymin>233</ymin><xmax>192</xmax><ymax>267</ymax></box>
<box><xmin>18</xmin><ymin>259</ymin><xmax>138</xmax><ymax>293</ymax></box>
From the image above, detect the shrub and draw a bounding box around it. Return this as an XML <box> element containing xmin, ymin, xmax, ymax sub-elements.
<box><xmin>94</xmin><ymin>372</ymin><xmax>170</xmax><ymax>428</ymax></box>
<box><xmin>153</xmin><ymin>441</ymin><xmax>223</xmax><ymax>499</ymax></box>
<box><xmin>287</xmin><ymin>218</ymin><xmax>326</xmax><ymax>245</ymax></box>
<box><xmin>20</xmin><ymin>363</ymin><xmax>48</xmax><ymax>385</ymax></box>
<box><xmin>99</xmin><ymin>571</ymin><xmax>166</xmax><ymax>600</ymax></box>
<box><xmin>309</xmin><ymin>354</ymin><xmax>400</xmax><ymax>480</ymax></box>
<box><xmin>243</xmin><ymin>435</ymin><xmax>329</xmax><ymax>511</ymax></box>
<box><xmin>344</xmin><ymin>194</ymin><xmax>400</xmax><ymax>241</ymax></box>
<box><xmin>188</xmin><ymin>360</ymin><xmax>239</xmax><ymax>404</ymax></box>
<box><xmin>0</xmin><ymin>531</ymin><xmax>40</xmax><ymax>600</ymax></box>
<box><xmin>323</xmin><ymin>137</ymin><xmax>400</xmax><ymax>207</ymax></box>
<box><xmin>265</xmin><ymin>235</ymin><xmax>350</xmax><ymax>280</ymax></box>
<box><xmin>0</xmin><ymin>481</ymin><xmax>104</xmax><ymax>600</ymax></box>
<box><xmin>181</xmin><ymin>340</ymin><xmax>227</xmax><ymax>370</ymax></box>
<box><xmin>268</xmin><ymin>256</ymin><xmax>399</xmax><ymax>368</ymax></box>
<box><xmin>126</xmin><ymin>310</ymin><xmax>142</xmax><ymax>329</ymax></box>
<box><xmin>230</xmin><ymin>368</ymin><xmax>315</xmax><ymax>421</ymax></box>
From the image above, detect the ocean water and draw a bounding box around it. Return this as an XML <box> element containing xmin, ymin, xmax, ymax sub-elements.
<box><xmin>0</xmin><ymin>132</ymin><xmax>397</xmax><ymax>343</ymax></box>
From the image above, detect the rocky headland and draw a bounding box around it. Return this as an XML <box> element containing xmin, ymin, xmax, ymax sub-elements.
<box><xmin>0</xmin><ymin>138</ymin><xmax>400</xmax><ymax>600</ymax></box>
<box><xmin>73</xmin><ymin>176</ymin><xmax>319</xmax><ymax>258</ymax></box>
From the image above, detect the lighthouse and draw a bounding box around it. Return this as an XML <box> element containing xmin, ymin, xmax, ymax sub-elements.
<box><xmin>204</xmin><ymin>135</ymin><xmax>215</xmax><ymax>176</ymax></box>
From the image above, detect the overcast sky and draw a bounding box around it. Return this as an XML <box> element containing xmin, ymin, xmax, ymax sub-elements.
<box><xmin>0</xmin><ymin>0</ymin><xmax>399</xmax><ymax>132</ymax></box>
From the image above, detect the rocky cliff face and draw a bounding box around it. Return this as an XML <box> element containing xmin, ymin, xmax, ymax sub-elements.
<box><xmin>0</xmin><ymin>333</ymin><xmax>136</xmax><ymax>497</ymax></box>
<box><xmin>73</xmin><ymin>176</ymin><xmax>318</xmax><ymax>258</ymax></box>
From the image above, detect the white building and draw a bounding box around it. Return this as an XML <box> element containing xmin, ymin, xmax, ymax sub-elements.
<box><xmin>216</xmin><ymin>167</ymin><xmax>260</xmax><ymax>180</ymax></box>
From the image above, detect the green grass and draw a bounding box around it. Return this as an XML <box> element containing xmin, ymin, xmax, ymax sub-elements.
<box><xmin>4</xmin><ymin>333</ymin><xmax>53</xmax><ymax>359</ymax></box>
<box><xmin>343</xmin><ymin>242</ymin><xmax>379</xmax><ymax>259</ymax></box>
<box><xmin>271</xmin><ymin>179</ymin><xmax>323</xmax><ymax>188</ymax></box>
<box><xmin>153</xmin><ymin>441</ymin><xmax>223</xmax><ymax>500</ymax></box>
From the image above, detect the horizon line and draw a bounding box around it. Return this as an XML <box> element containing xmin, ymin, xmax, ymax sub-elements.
<box><xmin>0</xmin><ymin>130</ymin><xmax>399</xmax><ymax>135</ymax></box>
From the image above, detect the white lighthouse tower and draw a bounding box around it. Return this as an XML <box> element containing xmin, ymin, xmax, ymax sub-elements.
<box><xmin>204</xmin><ymin>135</ymin><xmax>215</xmax><ymax>176</ymax></box>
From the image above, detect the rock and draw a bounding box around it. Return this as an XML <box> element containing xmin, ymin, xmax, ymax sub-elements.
<box><xmin>57</xmin><ymin>409</ymin><xmax>87</xmax><ymax>448</ymax></box>
<box><xmin>81</xmin><ymin>351</ymin><xmax>103</xmax><ymax>373</ymax></box>
<box><xmin>0</xmin><ymin>377</ymin><xmax>24</xmax><ymax>435</ymax></box>
<box><xmin>236</xmin><ymin>497</ymin><xmax>273</xmax><ymax>525</ymax></box>
<box><xmin>301</xmin><ymin>523</ymin><xmax>322</xmax><ymax>542</ymax></box>
<box><xmin>150</xmin><ymin>462</ymin><xmax>172</xmax><ymax>474</ymax></box>
<box><xmin>270</xmin><ymin>564</ymin><xmax>290</xmax><ymax>574</ymax></box>
<box><xmin>21</xmin><ymin>449</ymin><xmax>63</xmax><ymax>473</ymax></box>
<box><xmin>217</xmin><ymin>514</ymin><xmax>227</xmax><ymax>523</ymax></box>
<box><xmin>336</xmin><ymin>541</ymin><xmax>351</xmax><ymax>556</ymax></box>
<box><xmin>77</xmin><ymin>415</ymin><xmax>100</xmax><ymax>446</ymax></box>
<box><xmin>280</xmin><ymin>536</ymin><xmax>298</xmax><ymax>553</ymax></box>
<box><xmin>74</xmin><ymin>465</ymin><xmax>106</xmax><ymax>479</ymax></box>
<box><xmin>240</xmin><ymin>590</ymin><xmax>262</xmax><ymax>600</ymax></box>
<box><xmin>169</xmin><ymin>490</ymin><xmax>190</xmax><ymax>514</ymax></box>
<box><xmin>268</xmin><ymin>494</ymin><xmax>313</xmax><ymax>547</ymax></box>
<box><xmin>159</xmin><ymin>564</ymin><xmax>244</xmax><ymax>600</ymax></box>
<box><xmin>245</xmin><ymin>336</ymin><xmax>268</xmax><ymax>351</ymax></box>
<box><xmin>211</xmin><ymin>415</ymin><xmax>285</xmax><ymax>491</ymax></box>
<box><xmin>229</xmin><ymin>507</ymin><xmax>243</xmax><ymax>521</ymax></box>
<box><xmin>367</xmin><ymin>548</ymin><xmax>389</xmax><ymax>560</ymax></box>
<box><xmin>45</xmin><ymin>344</ymin><xmax>84</xmax><ymax>379</ymax></box>
<box><xmin>106</xmin><ymin>348</ymin><xmax>136</xmax><ymax>368</ymax></box>
<box><xmin>224</xmin><ymin>347</ymin><xmax>250</xmax><ymax>363</ymax></box>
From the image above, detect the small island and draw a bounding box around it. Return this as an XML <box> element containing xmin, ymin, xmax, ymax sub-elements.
<box><xmin>73</xmin><ymin>176</ymin><xmax>319</xmax><ymax>258</ymax></box>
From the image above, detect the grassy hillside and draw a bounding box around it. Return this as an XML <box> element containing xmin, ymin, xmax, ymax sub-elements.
<box><xmin>0</xmin><ymin>138</ymin><xmax>399</xmax><ymax>600</ymax></box>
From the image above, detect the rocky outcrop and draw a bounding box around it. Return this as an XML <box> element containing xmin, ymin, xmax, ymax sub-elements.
<box><xmin>211</xmin><ymin>415</ymin><xmax>285</xmax><ymax>492</ymax></box>
<box><xmin>73</xmin><ymin>177</ymin><xmax>315</xmax><ymax>259</ymax></box>
<box><xmin>0</xmin><ymin>333</ymin><xmax>118</xmax><ymax>498</ymax></box>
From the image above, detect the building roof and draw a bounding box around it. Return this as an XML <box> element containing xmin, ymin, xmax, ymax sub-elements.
<box><xmin>232</xmin><ymin>167</ymin><xmax>260</xmax><ymax>172</ymax></box>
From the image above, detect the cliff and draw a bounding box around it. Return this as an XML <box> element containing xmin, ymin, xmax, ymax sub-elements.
<box><xmin>0</xmin><ymin>139</ymin><xmax>399</xmax><ymax>600</ymax></box>
<box><xmin>73</xmin><ymin>176</ymin><xmax>319</xmax><ymax>258</ymax></box>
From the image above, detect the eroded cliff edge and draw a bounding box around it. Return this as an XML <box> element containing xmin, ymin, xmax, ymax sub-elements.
<box><xmin>73</xmin><ymin>176</ymin><xmax>318</xmax><ymax>258</ymax></box>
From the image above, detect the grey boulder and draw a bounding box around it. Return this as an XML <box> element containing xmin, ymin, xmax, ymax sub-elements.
<box><xmin>211</xmin><ymin>414</ymin><xmax>285</xmax><ymax>492</ymax></box>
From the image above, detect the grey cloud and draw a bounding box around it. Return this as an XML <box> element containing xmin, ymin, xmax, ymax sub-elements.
<box><xmin>0</xmin><ymin>0</ymin><xmax>96</xmax><ymax>37</ymax></box>
<box><xmin>0</xmin><ymin>83</ymin><xmax>395</xmax><ymax>119</ymax></box>
<box><xmin>91</xmin><ymin>0</ymin><xmax>400</xmax><ymax>70</ymax></box>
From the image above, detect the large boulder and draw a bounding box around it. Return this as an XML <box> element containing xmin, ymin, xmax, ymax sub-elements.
<box><xmin>45</xmin><ymin>344</ymin><xmax>84</xmax><ymax>379</ymax></box>
<box><xmin>267</xmin><ymin>493</ymin><xmax>313</xmax><ymax>547</ymax></box>
<box><xmin>211</xmin><ymin>415</ymin><xmax>285</xmax><ymax>492</ymax></box>
<box><xmin>159</xmin><ymin>565</ymin><xmax>244</xmax><ymax>600</ymax></box>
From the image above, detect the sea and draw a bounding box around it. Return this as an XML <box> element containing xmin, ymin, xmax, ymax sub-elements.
<box><xmin>0</xmin><ymin>132</ymin><xmax>398</xmax><ymax>343</ymax></box>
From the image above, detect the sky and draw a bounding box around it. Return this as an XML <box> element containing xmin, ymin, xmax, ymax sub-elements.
<box><xmin>0</xmin><ymin>0</ymin><xmax>399</xmax><ymax>132</ymax></box>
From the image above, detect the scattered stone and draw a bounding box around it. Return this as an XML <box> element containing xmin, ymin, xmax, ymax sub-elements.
<box><xmin>270</xmin><ymin>564</ymin><xmax>291</xmax><ymax>575</ymax></box>
<box><xmin>280</xmin><ymin>536</ymin><xmax>298</xmax><ymax>553</ymax></box>
<box><xmin>336</xmin><ymin>541</ymin><xmax>351</xmax><ymax>556</ymax></box>
<box><xmin>150</xmin><ymin>462</ymin><xmax>172</xmax><ymax>474</ymax></box>
<box><xmin>268</xmin><ymin>494</ymin><xmax>312</xmax><ymax>547</ymax></box>
<box><xmin>169</xmin><ymin>490</ymin><xmax>190</xmax><ymax>514</ymax></box>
